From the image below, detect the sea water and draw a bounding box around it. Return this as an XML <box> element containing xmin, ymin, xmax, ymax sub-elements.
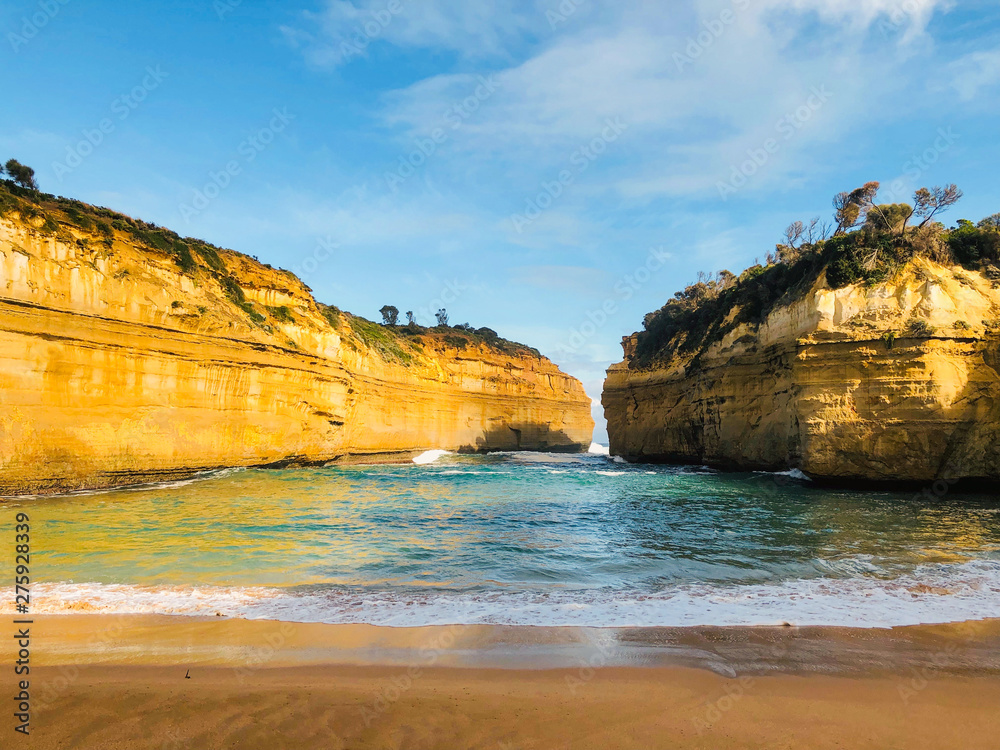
<box><xmin>3</xmin><ymin>450</ymin><xmax>999</xmax><ymax>628</ymax></box>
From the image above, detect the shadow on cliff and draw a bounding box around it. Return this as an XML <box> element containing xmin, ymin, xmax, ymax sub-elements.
<box><xmin>929</xmin><ymin>334</ymin><xmax>1000</xmax><ymax>486</ymax></box>
<box><xmin>458</xmin><ymin>424</ymin><xmax>586</xmax><ymax>454</ymax></box>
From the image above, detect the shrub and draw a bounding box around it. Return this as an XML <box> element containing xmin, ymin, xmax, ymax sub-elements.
<box><xmin>979</xmin><ymin>213</ymin><xmax>1000</xmax><ymax>231</ymax></box>
<box><xmin>948</xmin><ymin>220</ymin><xmax>1000</xmax><ymax>269</ymax></box>
<box><xmin>218</xmin><ymin>274</ymin><xmax>265</xmax><ymax>324</ymax></box>
<box><xmin>349</xmin><ymin>316</ymin><xmax>415</xmax><ymax>365</ymax></box>
<box><xmin>268</xmin><ymin>305</ymin><xmax>294</xmax><ymax>323</ymax></box>
<box><xmin>444</xmin><ymin>334</ymin><xmax>471</xmax><ymax>349</ymax></box>
<box><xmin>320</xmin><ymin>304</ymin><xmax>341</xmax><ymax>330</ymax></box>
<box><xmin>0</xmin><ymin>187</ymin><xmax>20</xmax><ymax>217</ymax></box>
<box><xmin>171</xmin><ymin>241</ymin><xmax>197</xmax><ymax>274</ymax></box>
<box><xmin>192</xmin><ymin>242</ymin><xmax>226</xmax><ymax>273</ymax></box>
<box><xmin>63</xmin><ymin>206</ymin><xmax>93</xmax><ymax>231</ymax></box>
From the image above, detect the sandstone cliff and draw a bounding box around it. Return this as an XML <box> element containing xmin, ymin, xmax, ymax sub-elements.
<box><xmin>603</xmin><ymin>258</ymin><xmax>1000</xmax><ymax>482</ymax></box>
<box><xmin>0</xmin><ymin>187</ymin><xmax>593</xmax><ymax>495</ymax></box>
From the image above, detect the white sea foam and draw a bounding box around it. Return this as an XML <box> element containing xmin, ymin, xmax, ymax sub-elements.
<box><xmin>596</xmin><ymin>471</ymin><xmax>627</xmax><ymax>477</ymax></box>
<box><xmin>754</xmin><ymin>468</ymin><xmax>813</xmax><ymax>481</ymax></box>
<box><xmin>413</xmin><ymin>450</ymin><xmax>452</xmax><ymax>465</ymax></box>
<box><xmin>16</xmin><ymin>560</ymin><xmax>999</xmax><ymax>628</ymax></box>
<box><xmin>588</xmin><ymin>442</ymin><xmax>610</xmax><ymax>455</ymax></box>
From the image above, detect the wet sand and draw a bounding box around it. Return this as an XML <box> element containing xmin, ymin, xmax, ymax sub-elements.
<box><xmin>9</xmin><ymin>616</ymin><xmax>1000</xmax><ymax>749</ymax></box>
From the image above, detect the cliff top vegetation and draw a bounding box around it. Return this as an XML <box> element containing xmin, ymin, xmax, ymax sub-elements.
<box><xmin>0</xmin><ymin>168</ymin><xmax>541</xmax><ymax>362</ymax></box>
<box><xmin>632</xmin><ymin>182</ymin><xmax>1000</xmax><ymax>369</ymax></box>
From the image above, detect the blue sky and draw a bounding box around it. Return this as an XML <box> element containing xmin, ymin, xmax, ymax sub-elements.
<box><xmin>2</xmin><ymin>0</ymin><xmax>999</xmax><ymax>441</ymax></box>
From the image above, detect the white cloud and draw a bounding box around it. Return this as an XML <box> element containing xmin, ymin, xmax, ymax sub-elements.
<box><xmin>752</xmin><ymin>0</ymin><xmax>948</xmax><ymax>39</ymax></box>
<box><xmin>374</xmin><ymin>0</ymin><xmax>949</xmax><ymax>202</ymax></box>
<box><xmin>950</xmin><ymin>48</ymin><xmax>1000</xmax><ymax>101</ymax></box>
<box><xmin>282</xmin><ymin>0</ymin><xmax>552</xmax><ymax>67</ymax></box>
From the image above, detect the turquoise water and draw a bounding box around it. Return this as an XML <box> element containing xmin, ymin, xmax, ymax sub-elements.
<box><xmin>4</xmin><ymin>451</ymin><xmax>1000</xmax><ymax>627</ymax></box>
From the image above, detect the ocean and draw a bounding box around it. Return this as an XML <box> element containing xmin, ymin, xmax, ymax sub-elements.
<box><xmin>5</xmin><ymin>449</ymin><xmax>1000</xmax><ymax>628</ymax></box>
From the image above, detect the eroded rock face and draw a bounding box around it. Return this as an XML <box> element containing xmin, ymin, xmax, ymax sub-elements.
<box><xmin>603</xmin><ymin>259</ymin><xmax>1000</xmax><ymax>482</ymax></box>
<box><xmin>0</xmin><ymin>217</ymin><xmax>593</xmax><ymax>495</ymax></box>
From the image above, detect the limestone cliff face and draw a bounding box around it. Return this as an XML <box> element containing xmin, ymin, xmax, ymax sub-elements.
<box><xmin>0</xmin><ymin>213</ymin><xmax>592</xmax><ymax>495</ymax></box>
<box><xmin>603</xmin><ymin>258</ymin><xmax>1000</xmax><ymax>482</ymax></box>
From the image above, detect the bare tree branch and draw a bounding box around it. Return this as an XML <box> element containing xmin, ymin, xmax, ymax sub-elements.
<box><xmin>914</xmin><ymin>184</ymin><xmax>963</xmax><ymax>229</ymax></box>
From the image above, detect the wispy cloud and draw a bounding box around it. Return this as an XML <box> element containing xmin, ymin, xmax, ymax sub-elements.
<box><xmin>949</xmin><ymin>47</ymin><xmax>1000</xmax><ymax>100</ymax></box>
<box><xmin>369</xmin><ymin>0</ymin><xmax>954</xmax><ymax>204</ymax></box>
<box><xmin>281</xmin><ymin>0</ymin><xmax>552</xmax><ymax>67</ymax></box>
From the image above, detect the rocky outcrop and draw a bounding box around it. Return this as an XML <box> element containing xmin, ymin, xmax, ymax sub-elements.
<box><xmin>603</xmin><ymin>258</ymin><xmax>1000</xmax><ymax>482</ymax></box>
<box><xmin>0</xmin><ymin>208</ymin><xmax>592</xmax><ymax>495</ymax></box>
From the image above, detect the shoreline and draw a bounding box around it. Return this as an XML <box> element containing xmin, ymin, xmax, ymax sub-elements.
<box><xmin>14</xmin><ymin>616</ymin><xmax>1000</xmax><ymax>749</ymax></box>
<box><xmin>8</xmin><ymin>614</ymin><xmax>1000</xmax><ymax>675</ymax></box>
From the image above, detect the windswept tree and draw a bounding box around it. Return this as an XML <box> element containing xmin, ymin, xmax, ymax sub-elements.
<box><xmin>4</xmin><ymin>159</ymin><xmax>38</xmax><ymax>190</ymax></box>
<box><xmin>716</xmin><ymin>269</ymin><xmax>737</xmax><ymax>290</ymax></box>
<box><xmin>864</xmin><ymin>203</ymin><xmax>913</xmax><ymax>236</ymax></box>
<box><xmin>833</xmin><ymin>192</ymin><xmax>860</xmax><ymax>235</ymax></box>
<box><xmin>776</xmin><ymin>217</ymin><xmax>829</xmax><ymax>265</ymax></box>
<box><xmin>909</xmin><ymin>184</ymin><xmax>963</xmax><ymax>230</ymax></box>
<box><xmin>833</xmin><ymin>182</ymin><xmax>880</xmax><ymax>235</ymax></box>
<box><xmin>435</xmin><ymin>308</ymin><xmax>449</xmax><ymax>327</ymax></box>
<box><xmin>379</xmin><ymin>305</ymin><xmax>399</xmax><ymax>326</ymax></box>
<box><xmin>782</xmin><ymin>220</ymin><xmax>805</xmax><ymax>249</ymax></box>
<box><xmin>806</xmin><ymin>217</ymin><xmax>831</xmax><ymax>244</ymax></box>
<box><xmin>405</xmin><ymin>310</ymin><xmax>415</xmax><ymax>325</ymax></box>
<box><xmin>979</xmin><ymin>213</ymin><xmax>1000</xmax><ymax>231</ymax></box>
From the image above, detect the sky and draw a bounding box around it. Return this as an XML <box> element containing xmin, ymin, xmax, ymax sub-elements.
<box><xmin>2</xmin><ymin>0</ymin><xmax>999</xmax><ymax>442</ymax></box>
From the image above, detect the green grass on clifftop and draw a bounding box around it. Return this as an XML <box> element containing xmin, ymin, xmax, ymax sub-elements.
<box><xmin>633</xmin><ymin>185</ymin><xmax>1000</xmax><ymax>369</ymax></box>
<box><xmin>0</xmin><ymin>179</ymin><xmax>544</xmax><ymax>363</ymax></box>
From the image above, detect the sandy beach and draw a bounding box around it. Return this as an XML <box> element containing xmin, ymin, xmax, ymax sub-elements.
<box><xmin>8</xmin><ymin>616</ymin><xmax>1000</xmax><ymax>749</ymax></box>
